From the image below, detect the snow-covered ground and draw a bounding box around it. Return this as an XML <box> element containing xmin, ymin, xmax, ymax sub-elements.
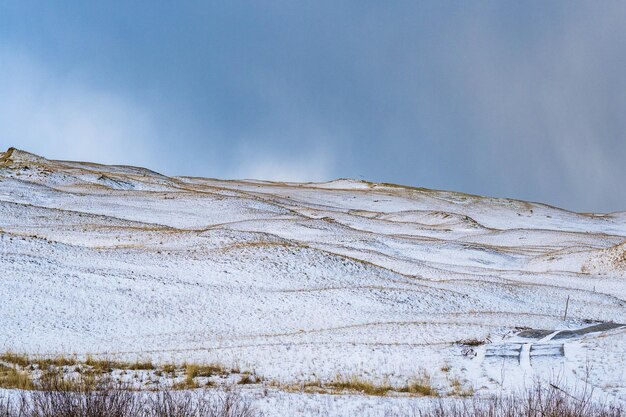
<box><xmin>1</xmin><ymin>147</ymin><xmax>625</xmax><ymax>413</ymax></box>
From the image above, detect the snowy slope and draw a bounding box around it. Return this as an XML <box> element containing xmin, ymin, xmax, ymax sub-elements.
<box><xmin>1</xmin><ymin>147</ymin><xmax>625</xmax><ymax>403</ymax></box>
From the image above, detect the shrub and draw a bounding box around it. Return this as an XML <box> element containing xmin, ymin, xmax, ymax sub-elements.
<box><xmin>0</xmin><ymin>385</ymin><xmax>260</xmax><ymax>417</ymax></box>
<box><xmin>385</xmin><ymin>383</ymin><xmax>622</xmax><ymax>417</ymax></box>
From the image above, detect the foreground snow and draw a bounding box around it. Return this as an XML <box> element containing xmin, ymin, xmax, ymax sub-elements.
<box><xmin>1</xmin><ymin>147</ymin><xmax>625</xmax><ymax>410</ymax></box>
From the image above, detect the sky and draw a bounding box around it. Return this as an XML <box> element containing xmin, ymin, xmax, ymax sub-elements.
<box><xmin>1</xmin><ymin>2</ymin><xmax>625</xmax><ymax>213</ymax></box>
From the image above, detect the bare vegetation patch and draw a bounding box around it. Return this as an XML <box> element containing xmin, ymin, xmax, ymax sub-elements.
<box><xmin>399</xmin><ymin>372</ymin><xmax>438</xmax><ymax>397</ymax></box>
<box><xmin>384</xmin><ymin>383</ymin><xmax>623</xmax><ymax>417</ymax></box>
<box><xmin>447</xmin><ymin>377</ymin><xmax>474</xmax><ymax>398</ymax></box>
<box><xmin>0</xmin><ymin>366</ymin><xmax>33</xmax><ymax>390</ymax></box>
<box><xmin>0</xmin><ymin>352</ymin><xmax>247</xmax><ymax>392</ymax></box>
<box><xmin>172</xmin><ymin>365</ymin><xmax>201</xmax><ymax>390</ymax></box>
<box><xmin>0</xmin><ymin>353</ymin><xmax>30</xmax><ymax>368</ymax></box>
<box><xmin>1</xmin><ymin>378</ymin><xmax>620</xmax><ymax>417</ymax></box>
<box><xmin>327</xmin><ymin>375</ymin><xmax>396</xmax><ymax>396</ymax></box>
<box><xmin>272</xmin><ymin>372</ymin><xmax>442</xmax><ymax>397</ymax></box>
<box><xmin>0</xmin><ymin>382</ymin><xmax>260</xmax><ymax>417</ymax></box>
<box><xmin>237</xmin><ymin>373</ymin><xmax>261</xmax><ymax>385</ymax></box>
<box><xmin>84</xmin><ymin>355</ymin><xmax>155</xmax><ymax>372</ymax></box>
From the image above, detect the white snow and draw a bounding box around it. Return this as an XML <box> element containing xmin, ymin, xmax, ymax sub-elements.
<box><xmin>1</xmin><ymin>147</ymin><xmax>625</xmax><ymax>412</ymax></box>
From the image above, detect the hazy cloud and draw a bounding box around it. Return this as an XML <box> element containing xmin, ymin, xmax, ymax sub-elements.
<box><xmin>0</xmin><ymin>45</ymin><xmax>160</xmax><ymax>168</ymax></box>
<box><xmin>1</xmin><ymin>2</ymin><xmax>625</xmax><ymax>212</ymax></box>
<box><xmin>438</xmin><ymin>3</ymin><xmax>626</xmax><ymax>211</ymax></box>
<box><xmin>230</xmin><ymin>145</ymin><xmax>334</xmax><ymax>183</ymax></box>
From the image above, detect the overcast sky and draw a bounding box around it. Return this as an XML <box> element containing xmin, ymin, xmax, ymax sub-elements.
<box><xmin>1</xmin><ymin>2</ymin><xmax>625</xmax><ymax>212</ymax></box>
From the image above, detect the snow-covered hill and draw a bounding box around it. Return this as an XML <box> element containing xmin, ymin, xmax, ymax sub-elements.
<box><xmin>1</xmin><ymin>147</ymin><xmax>625</xmax><ymax>404</ymax></box>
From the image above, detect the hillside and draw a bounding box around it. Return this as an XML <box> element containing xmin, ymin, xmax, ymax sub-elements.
<box><xmin>1</xmin><ymin>147</ymin><xmax>625</xmax><ymax>408</ymax></box>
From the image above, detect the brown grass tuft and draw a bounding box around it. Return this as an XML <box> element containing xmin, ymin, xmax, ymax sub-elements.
<box><xmin>0</xmin><ymin>366</ymin><xmax>34</xmax><ymax>390</ymax></box>
<box><xmin>328</xmin><ymin>375</ymin><xmax>394</xmax><ymax>396</ymax></box>
<box><xmin>0</xmin><ymin>352</ymin><xmax>30</xmax><ymax>367</ymax></box>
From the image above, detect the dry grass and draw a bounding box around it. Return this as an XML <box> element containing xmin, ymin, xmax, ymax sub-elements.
<box><xmin>0</xmin><ymin>366</ymin><xmax>33</xmax><ymax>390</ymax></box>
<box><xmin>1</xmin><ymin>353</ymin><xmax>153</xmax><ymax>373</ymax></box>
<box><xmin>161</xmin><ymin>363</ymin><xmax>177</xmax><ymax>375</ymax></box>
<box><xmin>267</xmin><ymin>371</ymin><xmax>442</xmax><ymax>397</ymax></box>
<box><xmin>32</xmin><ymin>355</ymin><xmax>79</xmax><ymax>369</ymax></box>
<box><xmin>37</xmin><ymin>368</ymin><xmax>103</xmax><ymax>392</ymax></box>
<box><xmin>401</xmin><ymin>381</ymin><xmax>437</xmax><ymax>396</ymax></box>
<box><xmin>185</xmin><ymin>364</ymin><xmax>201</xmax><ymax>380</ymax></box>
<box><xmin>448</xmin><ymin>377</ymin><xmax>474</xmax><ymax>397</ymax></box>
<box><xmin>189</xmin><ymin>363</ymin><xmax>228</xmax><ymax>377</ymax></box>
<box><xmin>0</xmin><ymin>351</ymin><xmax>239</xmax><ymax>392</ymax></box>
<box><xmin>85</xmin><ymin>355</ymin><xmax>155</xmax><ymax>372</ymax></box>
<box><xmin>237</xmin><ymin>373</ymin><xmax>260</xmax><ymax>385</ymax></box>
<box><xmin>172</xmin><ymin>365</ymin><xmax>200</xmax><ymax>390</ymax></box>
<box><xmin>237</xmin><ymin>374</ymin><xmax>253</xmax><ymax>385</ymax></box>
<box><xmin>0</xmin><ymin>379</ymin><xmax>621</xmax><ymax>417</ymax></box>
<box><xmin>0</xmin><ymin>352</ymin><xmax>30</xmax><ymax>368</ymax></box>
<box><xmin>384</xmin><ymin>383</ymin><xmax>623</xmax><ymax>417</ymax></box>
<box><xmin>286</xmin><ymin>371</ymin><xmax>442</xmax><ymax>397</ymax></box>
<box><xmin>123</xmin><ymin>360</ymin><xmax>155</xmax><ymax>371</ymax></box>
<box><xmin>327</xmin><ymin>375</ymin><xmax>395</xmax><ymax>396</ymax></box>
<box><xmin>399</xmin><ymin>372</ymin><xmax>438</xmax><ymax>397</ymax></box>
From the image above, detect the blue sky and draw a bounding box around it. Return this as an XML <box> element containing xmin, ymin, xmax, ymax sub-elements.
<box><xmin>1</xmin><ymin>2</ymin><xmax>625</xmax><ymax>212</ymax></box>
